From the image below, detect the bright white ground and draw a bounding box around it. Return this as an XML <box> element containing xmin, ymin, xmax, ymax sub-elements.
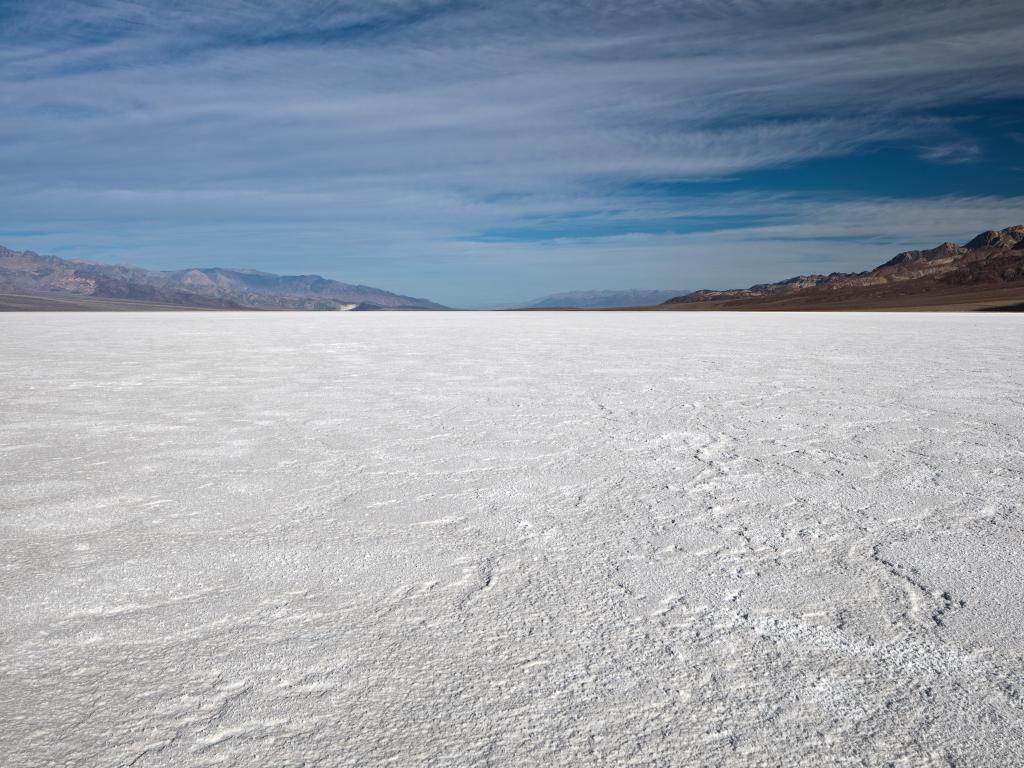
<box><xmin>1</xmin><ymin>312</ymin><xmax>1022</xmax><ymax>767</ymax></box>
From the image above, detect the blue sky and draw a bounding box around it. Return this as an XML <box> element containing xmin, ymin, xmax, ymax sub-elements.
<box><xmin>2</xmin><ymin>0</ymin><xmax>1023</xmax><ymax>306</ymax></box>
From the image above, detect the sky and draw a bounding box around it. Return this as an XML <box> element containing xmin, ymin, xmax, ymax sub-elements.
<box><xmin>2</xmin><ymin>0</ymin><xmax>1024</xmax><ymax>307</ymax></box>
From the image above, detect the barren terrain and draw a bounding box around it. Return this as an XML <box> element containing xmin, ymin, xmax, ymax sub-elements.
<box><xmin>2</xmin><ymin>313</ymin><xmax>1022</xmax><ymax>766</ymax></box>
<box><xmin>648</xmin><ymin>283</ymin><xmax>1024</xmax><ymax>312</ymax></box>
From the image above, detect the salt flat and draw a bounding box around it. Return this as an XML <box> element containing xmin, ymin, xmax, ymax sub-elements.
<box><xmin>1</xmin><ymin>312</ymin><xmax>1022</xmax><ymax>767</ymax></box>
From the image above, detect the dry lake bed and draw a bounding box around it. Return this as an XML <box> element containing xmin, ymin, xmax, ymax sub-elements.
<box><xmin>2</xmin><ymin>312</ymin><xmax>1023</xmax><ymax>766</ymax></box>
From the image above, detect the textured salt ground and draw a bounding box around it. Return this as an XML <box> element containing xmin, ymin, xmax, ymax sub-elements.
<box><xmin>1</xmin><ymin>312</ymin><xmax>1022</xmax><ymax>767</ymax></box>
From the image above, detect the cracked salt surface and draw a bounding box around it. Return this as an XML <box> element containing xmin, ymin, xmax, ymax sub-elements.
<box><xmin>1</xmin><ymin>312</ymin><xmax>1022</xmax><ymax>766</ymax></box>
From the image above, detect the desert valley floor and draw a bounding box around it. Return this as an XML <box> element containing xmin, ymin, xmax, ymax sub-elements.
<box><xmin>2</xmin><ymin>312</ymin><xmax>1023</xmax><ymax>766</ymax></box>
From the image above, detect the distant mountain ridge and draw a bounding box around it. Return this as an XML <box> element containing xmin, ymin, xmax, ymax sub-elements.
<box><xmin>0</xmin><ymin>247</ymin><xmax>445</xmax><ymax>310</ymax></box>
<box><xmin>663</xmin><ymin>226</ymin><xmax>1024</xmax><ymax>310</ymax></box>
<box><xmin>523</xmin><ymin>288</ymin><xmax>689</xmax><ymax>309</ymax></box>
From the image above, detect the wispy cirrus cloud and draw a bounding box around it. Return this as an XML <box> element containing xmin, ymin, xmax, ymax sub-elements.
<box><xmin>1</xmin><ymin>1</ymin><xmax>1023</xmax><ymax>303</ymax></box>
<box><xmin>919</xmin><ymin>141</ymin><xmax>984</xmax><ymax>165</ymax></box>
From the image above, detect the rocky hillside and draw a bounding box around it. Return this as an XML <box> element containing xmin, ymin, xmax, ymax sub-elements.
<box><xmin>0</xmin><ymin>247</ymin><xmax>445</xmax><ymax>310</ymax></box>
<box><xmin>664</xmin><ymin>226</ymin><xmax>1024</xmax><ymax>310</ymax></box>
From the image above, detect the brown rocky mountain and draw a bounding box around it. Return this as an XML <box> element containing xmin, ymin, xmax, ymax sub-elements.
<box><xmin>0</xmin><ymin>246</ymin><xmax>445</xmax><ymax>310</ymax></box>
<box><xmin>662</xmin><ymin>226</ymin><xmax>1024</xmax><ymax>311</ymax></box>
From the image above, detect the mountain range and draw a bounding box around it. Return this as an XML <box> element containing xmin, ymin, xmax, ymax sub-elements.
<box><xmin>0</xmin><ymin>246</ymin><xmax>445</xmax><ymax>311</ymax></box>
<box><xmin>4</xmin><ymin>227</ymin><xmax>1023</xmax><ymax>312</ymax></box>
<box><xmin>520</xmin><ymin>289</ymin><xmax>689</xmax><ymax>309</ymax></box>
<box><xmin>661</xmin><ymin>226</ymin><xmax>1024</xmax><ymax>311</ymax></box>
